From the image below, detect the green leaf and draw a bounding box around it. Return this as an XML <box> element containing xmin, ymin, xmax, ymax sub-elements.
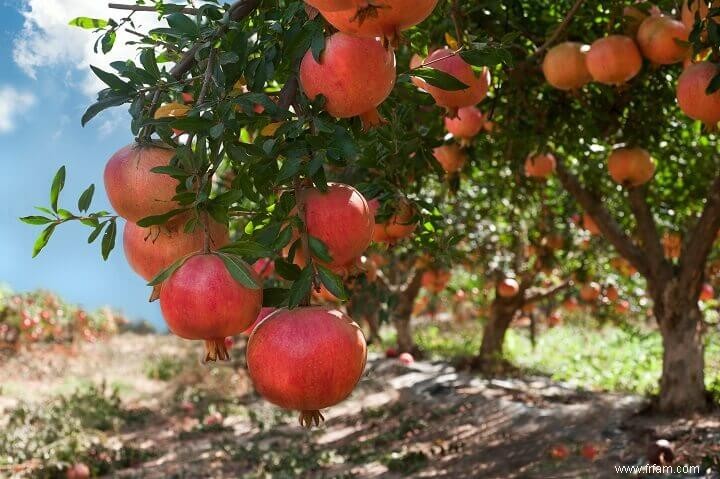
<box><xmin>81</xmin><ymin>94</ymin><xmax>129</xmax><ymax>126</ymax></box>
<box><xmin>32</xmin><ymin>224</ymin><xmax>56</xmax><ymax>257</ymax></box>
<box><xmin>707</xmin><ymin>72</ymin><xmax>720</xmax><ymax>95</ymax></box>
<box><xmin>166</xmin><ymin>13</ymin><xmax>199</xmax><ymax>36</ymax></box>
<box><xmin>411</xmin><ymin>67</ymin><xmax>469</xmax><ymax>91</ymax></box>
<box><xmin>77</xmin><ymin>184</ymin><xmax>95</xmax><ymax>212</ymax></box>
<box><xmin>90</xmin><ymin>65</ymin><xmax>129</xmax><ymax>91</ymax></box>
<box><xmin>274</xmin><ymin>258</ymin><xmax>301</xmax><ymax>281</ymax></box>
<box><xmin>69</xmin><ymin>17</ymin><xmax>108</xmax><ymax>29</ymax></box>
<box><xmin>20</xmin><ymin>216</ymin><xmax>54</xmax><ymax>225</ymax></box>
<box><xmin>288</xmin><ymin>266</ymin><xmax>313</xmax><ymax>308</ymax></box>
<box><xmin>263</xmin><ymin>287</ymin><xmax>290</xmax><ymax>307</ymax></box>
<box><xmin>136</xmin><ymin>208</ymin><xmax>187</xmax><ymax>227</ymax></box>
<box><xmin>101</xmin><ymin>219</ymin><xmax>117</xmax><ymax>260</ymax></box>
<box><xmin>101</xmin><ymin>30</ymin><xmax>116</xmax><ymax>54</ymax></box>
<box><xmin>50</xmin><ymin>166</ymin><xmax>66</xmax><ymax>212</ymax></box>
<box><xmin>308</xmin><ymin>236</ymin><xmax>333</xmax><ymax>263</ymax></box>
<box><xmin>88</xmin><ymin>222</ymin><xmax>106</xmax><ymax>244</ymax></box>
<box><xmin>147</xmin><ymin>253</ymin><xmax>193</xmax><ymax>286</ymax></box>
<box><xmin>317</xmin><ymin>264</ymin><xmax>347</xmax><ymax>300</ymax></box>
<box><xmin>217</xmin><ymin>252</ymin><xmax>262</xmax><ymax>289</ymax></box>
<box><xmin>219</xmin><ymin>240</ymin><xmax>273</xmax><ymax>257</ymax></box>
<box><xmin>140</xmin><ymin>48</ymin><xmax>161</xmax><ymax>79</ymax></box>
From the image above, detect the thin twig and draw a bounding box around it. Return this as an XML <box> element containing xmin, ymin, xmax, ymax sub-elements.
<box><xmin>532</xmin><ymin>0</ymin><xmax>585</xmax><ymax>58</ymax></box>
<box><xmin>108</xmin><ymin>3</ymin><xmax>200</xmax><ymax>15</ymax></box>
<box><xmin>197</xmin><ymin>48</ymin><xmax>217</xmax><ymax>105</ymax></box>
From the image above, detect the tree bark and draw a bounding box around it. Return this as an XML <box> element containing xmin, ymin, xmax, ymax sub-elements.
<box><xmin>653</xmin><ymin>279</ymin><xmax>708</xmax><ymax>413</ymax></box>
<box><xmin>478</xmin><ymin>296</ymin><xmax>522</xmax><ymax>366</ymax></box>
<box><xmin>393</xmin><ymin>269</ymin><xmax>424</xmax><ymax>354</ymax></box>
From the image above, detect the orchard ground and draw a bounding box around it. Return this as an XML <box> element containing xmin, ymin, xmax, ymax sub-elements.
<box><xmin>1</xmin><ymin>312</ymin><xmax>719</xmax><ymax>478</ymax></box>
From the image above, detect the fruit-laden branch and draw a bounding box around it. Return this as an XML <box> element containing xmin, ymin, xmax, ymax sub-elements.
<box><xmin>680</xmin><ymin>173</ymin><xmax>720</xmax><ymax>285</ymax></box>
<box><xmin>555</xmin><ymin>156</ymin><xmax>651</xmax><ymax>277</ymax></box>
<box><xmin>108</xmin><ymin>3</ymin><xmax>200</xmax><ymax>14</ymax></box>
<box><xmin>532</xmin><ymin>0</ymin><xmax>585</xmax><ymax>57</ymax></box>
<box><xmin>524</xmin><ymin>279</ymin><xmax>572</xmax><ymax>304</ymax></box>
<box><xmin>627</xmin><ymin>186</ymin><xmax>666</xmax><ymax>277</ymax></box>
<box><xmin>169</xmin><ymin>0</ymin><xmax>261</xmax><ymax>81</ymax></box>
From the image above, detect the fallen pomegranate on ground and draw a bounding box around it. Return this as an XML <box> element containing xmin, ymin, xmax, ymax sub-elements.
<box><xmin>398</xmin><ymin>352</ymin><xmax>415</xmax><ymax>366</ymax></box>
<box><xmin>246</xmin><ymin>306</ymin><xmax>367</xmax><ymax>427</ymax></box>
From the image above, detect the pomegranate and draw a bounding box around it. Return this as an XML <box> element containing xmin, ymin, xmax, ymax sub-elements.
<box><xmin>677</xmin><ymin>62</ymin><xmax>720</xmax><ymax>127</ymax></box>
<box><xmin>320</xmin><ymin>0</ymin><xmax>439</xmax><ymax>45</ymax></box>
<box><xmin>433</xmin><ymin>144</ymin><xmax>468</xmax><ymax>174</ymax></box>
<box><xmin>549</xmin><ymin>444</ymin><xmax>570</xmax><ymax>460</ymax></box>
<box><xmin>581</xmin><ymin>443</ymin><xmax>600</xmax><ymax>461</ymax></box>
<box><xmin>542</xmin><ymin>42</ymin><xmax>592</xmax><ymax>90</ymax></box>
<box><xmin>444</xmin><ymin>106</ymin><xmax>485</xmax><ymax>140</ymax></box>
<box><xmin>700</xmin><ymin>283</ymin><xmax>715</xmax><ymax>302</ymax></box>
<box><xmin>637</xmin><ymin>15</ymin><xmax>689</xmax><ymax>65</ymax></box>
<box><xmin>585</xmin><ymin>35</ymin><xmax>643</xmax><ymax>85</ymax></box>
<box><xmin>583</xmin><ymin>214</ymin><xmax>601</xmax><ymax>235</ymax></box>
<box><xmin>299</xmin><ymin>32</ymin><xmax>396</xmax><ymax>129</ymax></box>
<box><xmin>160</xmin><ymin>254</ymin><xmax>262</xmax><ymax>361</ymax></box>
<box><xmin>498</xmin><ymin>278</ymin><xmax>520</xmax><ymax>298</ymax></box>
<box><xmin>66</xmin><ymin>463</ymin><xmax>90</xmax><ymax>479</ymax></box>
<box><xmin>398</xmin><ymin>352</ymin><xmax>415</xmax><ymax>366</ymax></box>
<box><xmin>123</xmin><ymin>216</ymin><xmax>229</xmax><ymax>281</ymax></box>
<box><xmin>299</xmin><ymin>183</ymin><xmax>374</xmax><ymax>268</ymax></box>
<box><xmin>421</xmin><ymin>48</ymin><xmax>491</xmax><ymax>110</ymax></box>
<box><xmin>615</xmin><ymin>299</ymin><xmax>631</xmax><ymax>314</ymax></box>
<box><xmin>370</xmin><ymin>198</ymin><xmax>417</xmax><ymax>243</ymax></box>
<box><xmin>104</xmin><ymin>143</ymin><xmax>180</xmax><ymax>222</ymax></box>
<box><xmin>564</xmin><ymin>297</ymin><xmax>580</xmax><ymax>311</ymax></box>
<box><xmin>242</xmin><ymin>307</ymin><xmax>276</xmax><ymax>336</ymax></box>
<box><xmin>607</xmin><ymin>147</ymin><xmax>655</xmax><ymax>186</ymax></box>
<box><xmin>548</xmin><ymin>311</ymin><xmax>563</xmax><ymax>327</ymax></box>
<box><xmin>385</xmin><ymin>347</ymin><xmax>399</xmax><ymax>358</ymax></box>
<box><xmin>605</xmin><ymin>284</ymin><xmax>620</xmax><ymax>302</ymax></box>
<box><xmin>305</xmin><ymin>0</ymin><xmax>356</xmax><ymax>11</ymax></box>
<box><xmin>580</xmin><ymin>282</ymin><xmax>601</xmax><ymax>302</ymax></box>
<box><xmin>422</xmin><ymin>269</ymin><xmax>451</xmax><ymax>293</ymax></box>
<box><xmin>524</xmin><ymin>153</ymin><xmax>557</xmax><ymax>178</ymax></box>
<box><xmin>246</xmin><ymin>307</ymin><xmax>367</xmax><ymax>427</ymax></box>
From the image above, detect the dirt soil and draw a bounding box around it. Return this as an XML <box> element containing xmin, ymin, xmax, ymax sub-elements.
<box><xmin>0</xmin><ymin>334</ymin><xmax>718</xmax><ymax>478</ymax></box>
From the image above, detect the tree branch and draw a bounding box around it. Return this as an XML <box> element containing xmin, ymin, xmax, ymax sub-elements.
<box><xmin>109</xmin><ymin>3</ymin><xmax>200</xmax><ymax>15</ymax></box>
<box><xmin>627</xmin><ymin>186</ymin><xmax>666</xmax><ymax>277</ymax></box>
<box><xmin>555</xmin><ymin>156</ymin><xmax>651</xmax><ymax>277</ymax></box>
<box><xmin>532</xmin><ymin>0</ymin><xmax>585</xmax><ymax>58</ymax></box>
<box><xmin>525</xmin><ymin>279</ymin><xmax>572</xmax><ymax>304</ymax></box>
<box><xmin>680</xmin><ymin>173</ymin><xmax>720</xmax><ymax>284</ymax></box>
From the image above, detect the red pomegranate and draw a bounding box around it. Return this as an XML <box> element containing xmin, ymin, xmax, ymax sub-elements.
<box><xmin>548</xmin><ymin>311</ymin><xmax>563</xmax><ymax>328</ymax></box>
<box><xmin>433</xmin><ymin>144</ymin><xmax>468</xmax><ymax>174</ymax></box>
<box><xmin>615</xmin><ymin>299</ymin><xmax>631</xmax><ymax>314</ymax></box>
<box><xmin>583</xmin><ymin>214</ymin><xmax>601</xmax><ymax>235</ymax></box>
<box><xmin>677</xmin><ymin>62</ymin><xmax>720</xmax><ymax>127</ymax></box>
<box><xmin>585</xmin><ymin>35</ymin><xmax>643</xmax><ymax>85</ymax></box>
<box><xmin>564</xmin><ymin>297</ymin><xmax>580</xmax><ymax>312</ymax></box>
<box><xmin>370</xmin><ymin>198</ymin><xmax>417</xmax><ymax>243</ymax></box>
<box><xmin>637</xmin><ymin>15</ymin><xmax>689</xmax><ymax>65</ymax></box>
<box><xmin>305</xmin><ymin>0</ymin><xmax>356</xmax><ymax>11</ymax></box>
<box><xmin>605</xmin><ymin>285</ymin><xmax>620</xmax><ymax>302</ymax></box>
<box><xmin>242</xmin><ymin>307</ymin><xmax>276</xmax><ymax>336</ymax></box>
<box><xmin>700</xmin><ymin>283</ymin><xmax>715</xmax><ymax>302</ymax></box>
<box><xmin>299</xmin><ymin>183</ymin><xmax>374</xmax><ymax>268</ymax></box>
<box><xmin>123</xmin><ymin>216</ymin><xmax>229</xmax><ymax>281</ymax></box>
<box><xmin>320</xmin><ymin>0</ymin><xmax>439</xmax><ymax>45</ymax></box>
<box><xmin>104</xmin><ymin>143</ymin><xmax>180</xmax><ymax>222</ymax></box>
<box><xmin>580</xmin><ymin>282</ymin><xmax>601</xmax><ymax>302</ymax></box>
<box><xmin>421</xmin><ymin>48</ymin><xmax>491</xmax><ymax>110</ymax></box>
<box><xmin>607</xmin><ymin>147</ymin><xmax>655</xmax><ymax>186</ymax></box>
<box><xmin>398</xmin><ymin>352</ymin><xmax>415</xmax><ymax>366</ymax></box>
<box><xmin>444</xmin><ymin>106</ymin><xmax>485</xmax><ymax>140</ymax></box>
<box><xmin>246</xmin><ymin>307</ymin><xmax>367</xmax><ymax>427</ymax></box>
<box><xmin>542</xmin><ymin>42</ymin><xmax>592</xmax><ymax>90</ymax></box>
<box><xmin>498</xmin><ymin>278</ymin><xmax>520</xmax><ymax>298</ymax></box>
<box><xmin>524</xmin><ymin>153</ymin><xmax>557</xmax><ymax>178</ymax></box>
<box><xmin>160</xmin><ymin>254</ymin><xmax>262</xmax><ymax>361</ymax></box>
<box><xmin>422</xmin><ymin>269</ymin><xmax>451</xmax><ymax>293</ymax></box>
<box><xmin>549</xmin><ymin>444</ymin><xmax>570</xmax><ymax>460</ymax></box>
<box><xmin>66</xmin><ymin>463</ymin><xmax>90</xmax><ymax>479</ymax></box>
<box><xmin>300</xmin><ymin>32</ymin><xmax>396</xmax><ymax>129</ymax></box>
<box><xmin>580</xmin><ymin>443</ymin><xmax>600</xmax><ymax>461</ymax></box>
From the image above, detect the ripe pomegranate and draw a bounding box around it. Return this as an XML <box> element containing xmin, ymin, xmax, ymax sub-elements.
<box><xmin>398</xmin><ymin>352</ymin><xmax>415</xmax><ymax>366</ymax></box>
<box><xmin>583</xmin><ymin>214</ymin><xmax>601</xmax><ymax>235</ymax></box>
<box><xmin>605</xmin><ymin>285</ymin><xmax>620</xmax><ymax>302</ymax></box>
<box><xmin>542</xmin><ymin>42</ymin><xmax>592</xmax><ymax>90</ymax></box>
<box><xmin>299</xmin><ymin>32</ymin><xmax>396</xmax><ymax>129</ymax></box>
<box><xmin>246</xmin><ymin>307</ymin><xmax>367</xmax><ymax>427</ymax></box>
<box><xmin>320</xmin><ymin>0</ymin><xmax>439</xmax><ymax>45</ymax></box>
<box><xmin>585</xmin><ymin>35</ymin><xmax>643</xmax><ymax>85</ymax></box>
<box><xmin>385</xmin><ymin>347</ymin><xmax>399</xmax><ymax>358</ymax></box>
<box><xmin>637</xmin><ymin>15</ymin><xmax>689</xmax><ymax>65</ymax></box>
<box><xmin>203</xmin><ymin>411</ymin><xmax>224</xmax><ymax>426</ymax></box>
<box><xmin>677</xmin><ymin>62</ymin><xmax>720</xmax><ymax>127</ymax></box>
<box><xmin>607</xmin><ymin>147</ymin><xmax>655</xmax><ymax>187</ymax></box>
<box><xmin>564</xmin><ymin>297</ymin><xmax>580</xmax><ymax>312</ymax></box>
<box><xmin>581</xmin><ymin>443</ymin><xmax>600</xmax><ymax>461</ymax></box>
<box><xmin>444</xmin><ymin>106</ymin><xmax>485</xmax><ymax>140</ymax></box>
<box><xmin>548</xmin><ymin>311</ymin><xmax>563</xmax><ymax>327</ymax></box>
<box><xmin>299</xmin><ymin>183</ymin><xmax>374</xmax><ymax>268</ymax></box>
<box><xmin>433</xmin><ymin>144</ymin><xmax>468</xmax><ymax>174</ymax></box>
<box><xmin>160</xmin><ymin>254</ymin><xmax>262</xmax><ymax>361</ymax></box>
<box><xmin>123</xmin><ymin>216</ymin><xmax>229</xmax><ymax>281</ymax></box>
<box><xmin>305</xmin><ymin>0</ymin><xmax>356</xmax><ymax>11</ymax></box>
<box><xmin>580</xmin><ymin>282</ymin><xmax>601</xmax><ymax>302</ymax></box>
<box><xmin>700</xmin><ymin>283</ymin><xmax>715</xmax><ymax>302</ymax></box>
<box><xmin>524</xmin><ymin>153</ymin><xmax>557</xmax><ymax>178</ymax></box>
<box><xmin>104</xmin><ymin>143</ymin><xmax>180</xmax><ymax>222</ymax></box>
<box><xmin>66</xmin><ymin>463</ymin><xmax>90</xmax><ymax>479</ymax></box>
<box><xmin>242</xmin><ymin>307</ymin><xmax>276</xmax><ymax>336</ymax></box>
<box><xmin>370</xmin><ymin>198</ymin><xmax>417</xmax><ymax>243</ymax></box>
<box><xmin>615</xmin><ymin>299</ymin><xmax>631</xmax><ymax>314</ymax></box>
<box><xmin>498</xmin><ymin>278</ymin><xmax>520</xmax><ymax>298</ymax></box>
<box><xmin>549</xmin><ymin>444</ymin><xmax>570</xmax><ymax>460</ymax></box>
<box><xmin>421</xmin><ymin>48</ymin><xmax>491</xmax><ymax>110</ymax></box>
<box><xmin>422</xmin><ymin>269</ymin><xmax>451</xmax><ymax>293</ymax></box>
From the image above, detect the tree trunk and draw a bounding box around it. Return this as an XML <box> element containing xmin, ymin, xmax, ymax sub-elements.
<box><xmin>478</xmin><ymin>297</ymin><xmax>521</xmax><ymax>365</ymax></box>
<box><xmin>654</xmin><ymin>281</ymin><xmax>707</xmax><ymax>413</ymax></box>
<box><xmin>393</xmin><ymin>269</ymin><xmax>424</xmax><ymax>354</ymax></box>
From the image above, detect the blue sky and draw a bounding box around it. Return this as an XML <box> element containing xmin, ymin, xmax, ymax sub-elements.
<box><xmin>0</xmin><ymin>0</ymin><xmax>165</xmax><ymax>327</ymax></box>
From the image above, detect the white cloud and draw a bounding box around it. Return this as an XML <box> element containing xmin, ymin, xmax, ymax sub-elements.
<box><xmin>0</xmin><ymin>86</ymin><xmax>36</xmax><ymax>133</ymax></box>
<box><xmin>13</xmin><ymin>0</ymin><xmax>164</xmax><ymax>96</ymax></box>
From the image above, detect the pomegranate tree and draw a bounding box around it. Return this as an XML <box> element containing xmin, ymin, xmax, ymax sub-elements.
<box><xmin>246</xmin><ymin>307</ymin><xmax>367</xmax><ymax>427</ymax></box>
